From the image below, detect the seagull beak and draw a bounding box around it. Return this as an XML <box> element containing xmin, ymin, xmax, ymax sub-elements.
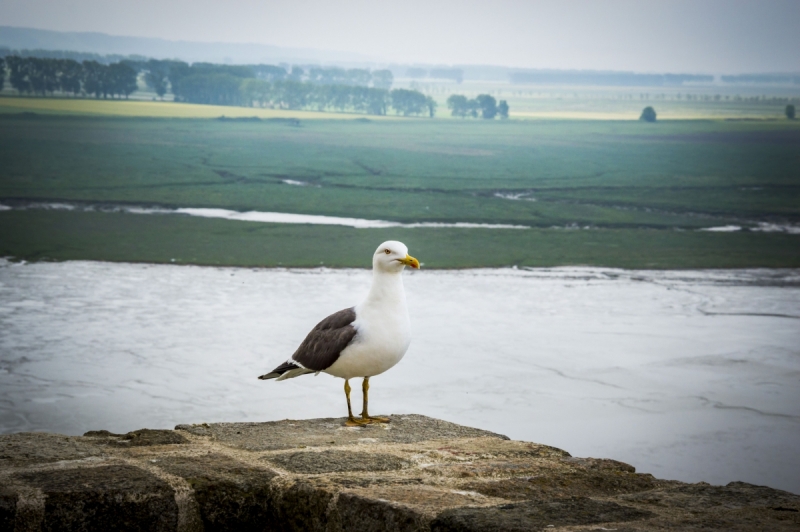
<box><xmin>399</xmin><ymin>254</ymin><xmax>420</xmax><ymax>269</ymax></box>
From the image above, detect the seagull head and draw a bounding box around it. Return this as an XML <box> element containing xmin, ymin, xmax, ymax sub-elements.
<box><xmin>373</xmin><ymin>241</ymin><xmax>420</xmax><ymax>273</ymax></box>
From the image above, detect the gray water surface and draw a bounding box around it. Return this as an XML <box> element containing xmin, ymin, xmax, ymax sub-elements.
<box><xmin>1</xmin><ymin>260</ymin><xmax>798</xmax><ymax>493</ymax></box>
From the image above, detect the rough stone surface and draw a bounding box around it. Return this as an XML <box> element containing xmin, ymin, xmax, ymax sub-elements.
<box><xmin>0</xmin><ymin>414</ymin><xmax>797</xmax><ymax>531</ymax></box>
<box><xmin>84</xmin><ymin>428</ymin><xmax>189</xmax><ymax>446</ymax></box>
<box><xmin>0</xmin><ymin>432</ymin><xmax>103</xmax><ymax>465</ymax></box>
<box><xmin>266</xmin><ymin>450</ymin><xmax>409</xmax><ymax>474</ymax></box>
<box><xmin>175</xmin><ymin>414</ymin><xmax>509</xmax><ymax>451</ymax></box>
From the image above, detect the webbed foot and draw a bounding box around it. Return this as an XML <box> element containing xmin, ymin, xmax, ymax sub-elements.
<box><xmin>361</xmin><ymin>415</ymin><xmax>391</xmax><ymax>424</ymax></box>
<box><xmin>345</xmin><ymin>416</ymin><xmax>369</xmax><ymax>427</ymax></box>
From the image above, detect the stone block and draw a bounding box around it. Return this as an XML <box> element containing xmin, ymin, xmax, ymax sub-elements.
<box><xmin>14</xmin><ymin>464</ymin><xmax>177</xmax><ymax>531</ymax></box>
<box><xmin>431</xmin><ymin>497</ymin><xmax>654</xmax><ymax>531</ymax></box>
<box><xmin>0</xmin><ymin>485</ymin><xmax>16</xmax><ymax>531</ymax></box>
<box><xmin>155</xmin><ymin>453</ymin><xmax>276</xmax><ymax>531</ymax></box>
<box><xmin>337</xmin><ymin>492</ymin><xmax>428</xmax><ymax>532</ymax></box>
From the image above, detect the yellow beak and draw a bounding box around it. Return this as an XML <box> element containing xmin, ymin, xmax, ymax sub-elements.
<box><xmin>399</xmin><ymin>254</ymin><xmax>420</xmax><ymax>269</ymax></box>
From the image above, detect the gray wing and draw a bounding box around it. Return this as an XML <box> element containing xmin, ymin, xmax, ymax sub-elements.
<box><xmin>259</xmin><ymin>307</ymin><xmax>357</xmax><ymax>380</ymax></box>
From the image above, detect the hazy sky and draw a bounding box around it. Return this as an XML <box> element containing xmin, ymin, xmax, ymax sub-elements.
<box><xmin>2</xmin><ymin>0</ymin><xmax>799</xmax><ymax>73</ymax></box>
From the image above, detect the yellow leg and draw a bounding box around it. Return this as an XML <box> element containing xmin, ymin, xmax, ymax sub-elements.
<box><xmin>344</xmin><ymin>379</ymin><xmax>368</xmax><ymax>426</ymax></box>
<box><xmin>361</xmin><ymin>377</ymin><xmax>390</xmax><ymax>423</ymax></box>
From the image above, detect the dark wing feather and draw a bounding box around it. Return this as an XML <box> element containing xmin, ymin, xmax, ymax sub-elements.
<box><xmin>291</xmin><ymin>307</ymin><xmax>357</xmax><ymax>371</ymax></box>
<box><xmin>258</xmin><ymin>360</ymin><xmax>303</xmax><ymax>380</ymax></box>
<box><xmin>259</xmin><ymin>307</ymin><xmax>357</xmax><ymax>380</ymax></box>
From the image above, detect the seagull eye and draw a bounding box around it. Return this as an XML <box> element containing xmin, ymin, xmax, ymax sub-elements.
<box><xmin>384</xmin><ymin>249</ymin><xmax>391</xmax><ymax>254</ymax></box>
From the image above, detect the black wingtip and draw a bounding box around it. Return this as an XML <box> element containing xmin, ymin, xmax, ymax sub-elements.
<box><xmin>258</xmin><ymin>373</ymin><xmax>279</xmax><ymax>380</ymax></box>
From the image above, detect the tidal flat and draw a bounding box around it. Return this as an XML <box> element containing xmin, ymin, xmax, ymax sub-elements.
<box><xmin>2</xmin><ymin>113</ymin><xmax>798</xmax><ymax>269</ymax></box>
<box><xmin>1</xmin><ymin>259</ymin><xmax>797</xmax><ymax>494</ymax></box>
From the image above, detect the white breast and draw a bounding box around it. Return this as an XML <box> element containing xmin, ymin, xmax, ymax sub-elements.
<box><xmin>324</xmin><ymin>272</ymin><xmax>411</xmax><ymax>379</ymax></box>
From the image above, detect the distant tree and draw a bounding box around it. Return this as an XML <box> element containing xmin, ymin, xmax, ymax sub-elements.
<box><xmin>168</xmin><ymin>63</ymin><xmax>252</xmax><ymax>103</ymax></box>
<box><xmin>251</xmin><ymin>64</ymin><xmax>286</xmax><ymax>82</ymax></box>
<box><xmin>640</xmin><ymin>106</ymin><xmax>657</xmax><ymax>122</ymax></box>
<box><xmin>288</xmin><ymin>66</ymin><xmax>304</xmax><ymax>81</ymax></box>
<box><xmin>82</xmin><ymin>60</ymin><xmax>108</xmax><ymax>98</ymax></box>
<box><xmin>179</xmin><ymin>73</ymin><xmax>243</xmax><ymax>105</ymax></box>
<box><xmin>0</xmin><ymin>57</ymin><xmax>5</xmax><ymax>91</ymax></box>
<box><xmin>307</xmin><ymin>67</ymin><xmax>325</xmax><ymax>84</ymax></box>
<box><xmin>498</xmin><ymin>99</ymin><xmax>509</xmax><ymax>119</ymax></box>
<box><xmin>476</xmin><ymin>94</ymin><xmax>497</xmax><ymax>119</ymax></box>
<box><xmin>54</xmin><ymin>59</ymin><xmax>82</xmax><ymax>95</ymax></box>
<box><xmin>109</xmin><ymin>62</ymin><xmax>138</xmax><ymax>98</ymax></box>
<box><xmin>390</xmin><ymin>89</ymin><xmax>427</xmax><ymax>116</ymax></box>
<box><xmin>144</xmin><ymin>59</ymin><xmax>169</xmax><ymax>98</ymax></box>
<box><xmin>348</xmin><ymin>86</ymin><xmax>389</xmax><ymax>115</ymax></box>
<box><xmin>466</xmin><ymin>98</ymin><xmax>479</xmax><ymax>118</ymax></box>
<box><xmin>329</xmin><ymin>83</ymin><xmax>352</xmax><ymax>111</ymax></box>
<box><xmin>446</xmin><ymin>94</ymin><xmax>469</xmax><ymax>117</ymax></box>
<box><xmin>347</xmin><ymin>69</ymin><xmax>371</xmax><ymax>86</ymax></box>
<box><xmin>240</xmin><ymin>78</ymin><xmax>273</xmax><ymax>107</ymax></box>
<box><xmin>786</xmin><ymin>104</ymin><xmax>796</xmax><ymax>120</ymax></box>
<box><xmin>28</xmin><ymin>57</ymin><xmax>59</xmax><ymax>95</ymax></box>
<box><xmin>121</xmin><ymin>59</ymin><xmax>147</xmax><ymax>75</ymax></box>
<box><xmin>309</xmin><ymin>67</ymin><xmax>341</xmax><ymax>85</ymax></box>
<box><xmin>191</xmin><ymin>63</ymin><xmax>254</xmax><ymax>79</ymax></box>
<box><xmin>163</xmin><ymin>61</ymin><xmax>190</xmax><ymax>98</ymax></box>
<box><xmin>371</xmin><ymin>69</ymin><xmax>393</xmax><ymax>90</ymax></box>
<box><xmin>365</xmin><ymin>88</ymin><xmax>389</xmax><ymax>115</ymax></box>
<box><xmin>7</xmin><ymin>56</ymin><xmax>34</xmax><ymax>94</ymax></box>
<box><xmin>406</xmin><ymin>68</ymin><xmax>427</xmax><ymax>79</ymax></box>
<box><xmin>274</xmin><ymin>80</ymin><xmax>312</xmax><ymax>109</ymax></box>
<box><xmin>425</xmin><ymin>96</ymin><xmax>437</xmax><ymax>118</ymax></box>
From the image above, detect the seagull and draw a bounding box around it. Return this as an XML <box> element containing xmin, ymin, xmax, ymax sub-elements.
<box><xmin>259</xmin><ymin>241</ymin><xmax>420</xmax><ymax>426</ymax></box>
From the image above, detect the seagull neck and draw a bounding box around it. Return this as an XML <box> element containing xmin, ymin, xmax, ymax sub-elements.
<box><xmin>364</xmin><ymin>270</ymin><xmax>406</xmax><ymax>307</ymax></box>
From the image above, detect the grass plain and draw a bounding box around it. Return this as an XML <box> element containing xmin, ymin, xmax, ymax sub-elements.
<box><xmin>2</xmin><ymin>209</ymin><xmax>798</xmax><ymax>269</ymax></box>
<box><xmin>0</xmin><ymin>99</ymin><xmax>798</xmax><ymax>268</ymax></box>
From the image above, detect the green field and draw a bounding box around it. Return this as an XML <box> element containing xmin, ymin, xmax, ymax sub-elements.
<box><xmin>3</xmin><ymin>209</ymin><xmax>797</xmax><ymax>269</ymax></box>
<box><xmin>1</xmin><ymin>101</ymin><xmax>798</xmax><ymax>268</ymax></box>
<box><xmin>0</xmin><ymin>95</ymin><xmax>395</xmax><ymax>120</ymax></box>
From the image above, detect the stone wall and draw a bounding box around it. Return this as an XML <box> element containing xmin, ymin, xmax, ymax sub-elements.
<box><xmin>1</xmin><ymin>415</ymin><xmax>798</xmax><ymax>531</ymax></box>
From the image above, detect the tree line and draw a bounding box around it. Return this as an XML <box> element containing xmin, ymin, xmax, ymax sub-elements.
<box><xmin>3</xmin><ymin>56</ymin><xmax>138</xmax><ymax>98</ymax></box>
<box><xmin>446</xmin><ymin>93</ymin><xmax>509</xmax><ymax>119</ymax></box>
<box><xmin>0</xmin><ymin>55</ymin><xmax>434</xmax><ymax>116</ymax></box>
<box><xmin>0</xmin><ymin>54</ymin><xmax>503</xmax><ymax>120</ymax></box>
<box><xmin>141</xmin><ymin>60</ymin><xmax>430</xmax><ymax>116</ymax></box>
<box><xmin>240</xmin><ymin>80</ymin><xmax>435</xmax><ymax>116</ymax></box>
<box><xmin>142</xmin><ymin>60</ymin><xmax>394</xmax><ymax>97</ymax></box>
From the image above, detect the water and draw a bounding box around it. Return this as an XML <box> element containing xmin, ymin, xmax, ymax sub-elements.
<box><xmin>0</xmin><ymin>202</ymin><xmax>529</xmax><ymax>230</ymax></box>
<box><xmin>0</xmin><ymin>260</ymin><xmax>798</xmax><ymax>494</ymax></box>
<box><xmin>700</xmin><ymin>223</ymin><xmax>800</xmax><ymax>234</ymax></box>
<box><xmin>5</xmin><ymin>201</ymin><xmax>800</xmax><ymax>233</ymax></box>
